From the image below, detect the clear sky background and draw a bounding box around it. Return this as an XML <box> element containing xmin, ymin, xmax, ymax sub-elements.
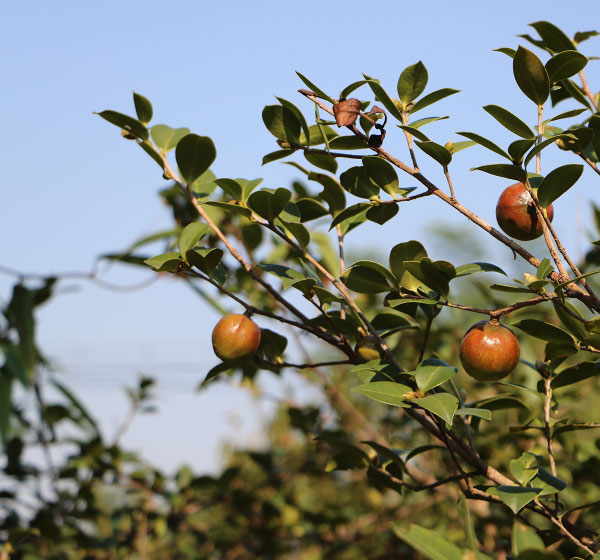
<box><xmin>1</xmin><ymin>1</ymin><xmax>598</xmax><ymax>473</ymax></box>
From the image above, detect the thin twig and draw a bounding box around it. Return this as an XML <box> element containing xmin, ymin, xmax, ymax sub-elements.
<box><xmin>579</xmin><ymin>69</ymin><xmax>599</xmax><ymax>111</ymax></box>
<box><xmin>443</xmin><ymin>166</ymin><xmax>456</xmax><ymax>201</ymax></box>
<box><xmin>336</xmin><ymin>224</ymin><xmax>346</xmax><ymax>320</ymax></box>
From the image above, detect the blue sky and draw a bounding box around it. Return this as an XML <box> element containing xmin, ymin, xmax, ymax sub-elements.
<box><xmin>1</xmin><ymin>1</ymin><xmax>598</xmax><ymax>472</ymax></box>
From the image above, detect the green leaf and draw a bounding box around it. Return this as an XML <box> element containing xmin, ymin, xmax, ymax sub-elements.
<box><xmin>296</xmin><ymin>198</ymin><xmax>329</xmax><ymax>222</ymax></box>
<box><xmin>516</xmin><ymin>551</ymin><xmax>565</xmax><ymax>560</ymax></box>
<box><xmin>262</xmin><ymin>105</ymin><xmax>301</xmax><ymax>143</ymax></box>
<box><xmin>340</xmin><ymin>80</ymin><xmax>368</xmax><ymax>99</ymax></box>
<box><xmin>328</xmin><ymin>135</ymin><xmax>366</xmax><ymax>150</ymax></box>
<box><xmin>513</xmin><ymin>46</ymin><xmax>550</xmax><ymax>105</ymax></box>
<box><xmin>524</xmin><ymin>134</ymin><xmax>576</xmax><ymax>167</ymax></box>
<box><xmin>529</xmin><ymin>21</ymin><xmax>575</xmax><ymax>53</ymax></box>
<box><xmin>483</xmin><ymin>105</ymin><xmax>535</xmax><ymax>139</ymax></box>
<box><xmin>494</xmin><ymin>486</ymin><xmax>542</xmax><ymax>513</ymax></box>
<box><xmin>512</xmin><ymin>521</ymin><xmax>545</xmax><ymax>557</ymax></box>
<box><xmin>51</xmin><ymin>379</ymin><xmax>100</xmax><ymax>436</ymax></box>
<box><xmin>512</xmin><ymin>319</ymin><xmax>573</xmax><ymax>345</ymax></box>
<box><xmin>363</xmin><ymin>75</ymin><xmax>403</xmax><ymax>121</ymax></box>
<box><xmin>536</xmin><ymin>258</ymin><xmax>554</xmax><ymax>279</ymax></box>
<box><xmin>204</xmin><ymin>200</ymin><xmax>252</xmax><ymax>218</ymax></box>
<box><xmin>144</xmin><ymin>252</ymin><xmax>183</xmax><ymax>272</ymax></box>
<box><xmin>0</xmin><ymin>372</ymin><xmax>13</xmax><ymax>443</ymax></box>
<box><xmin>415</xmin><ymin>364</ymin><xmax>457</xmax><ymax>393</ymax></box>
<box><xmin>414</xmin><ymin>141</ymin><xmax>452</xmax><ymax>166</ymax></box>
<box><xmin>138</xmin><ymin>140</ymin><xmax>165</xmax><ymax>169</ymax></box>
<box><xmin>404</xmin><ymin>260</ymin><xmax>451</xmax><ymax>296</ymax></box>
<box><xmin>554</xmin><ymin>268</ymin><xmax>600</xmax><ymax>290</ymax></box>
<box><xmin>276</xmin><ymin>97</ymin><xmax>310</xmax><ymax>146</ymax></box>
<box><xmin>456</xmin><ymin>132</ymin><xmax>510</xmax><ymax>160</ymax></box>
<box><xmin>552</xmin><ymin>361</ymin><xmax>600</xmax><ymax>388</ymax></box>
<box><xmin>296</xmin><ymin>71</ymin><xmax>334</xmax><ymax>104</ymax></box>
<box><xmin>530</xmin><ymin>467</ymin><xmax>567</xmax><ymax>495</ymax></box>
<box><xmin>8</xmin><ymin>286</ymin><xmax>36</xmax><ymax>380</ymax></box>
<box><xmin>472</xmin><ymin>164</ymin><xmax>527</xmax><ymax>182</ymax></box>
<box><xmin>175</xmin><ymin>134</ymin><xmax>216</xmax><ymax>186</ymax></box>
<box><xmin>151</xmin><ymin>125</ymin><xmax>190</xmax><ymax>152</ymax></box>
<box><xmin>133</xmin><ymin>92</ymin><xmax>153</xmax><ymax>125</ymax></box>
<box><xmin>494</xmin><ymin>47</ymin><xmax>516</xmax><ymax>58</ymax></box>
<box><xmin>362</xmin><ymin>156</ymin><xmax>399</xmax><ymax>196</ymax></box>
<box><xmin>345</xmin><ymin>260</ymin><xmax>397</xmax><ymax>290</ymax></box>
<box><xmin>490</xmin><ymin>283</ymin><xmax>534</xmax><ymax>294</ymax></box>
<box><xmin>537</xmin><ymin>164</ymin><xmax>584</xmax><ymax>207</ymax></box>
<box><xmin>544</xmin><ymin>108</ymin><xmax>587</xmax><ymax>123</ymax></box>
<box><xmin>371</xmin><ymin>309</ymin><xmax>418</xmax><ymax>330</ymax></box>
<box><xmin>553</xmin><ymin>422</ymin><xmax>600</xmax><ymax>436</ymax></box>
<box><xmin>393</xmin><ymin>524</ymin><xmax>463</xmax><ymax>560</ymax></box>
<box><xmin>574</xmin><ymin>30</ymin><xmax>599</xmax><ymax>45</ymax></box>
<box><xmin>213</xmin><ymin>178</ymin><xmax>243</xmax><ymax>201</ymax></box>
<box><xmin>589</xmin><ymin>114</ymin><xmax>600</xmax><ymax>160</ymax></box>
<box><xmin>262</xmin><ymin>149</ymin><xmax>295</xmax><ymax>165</ymax></box>
<box><xmin>411</xmin><ymin>88</ymin><xmax>460</xmax><ymax>113</ymax></box>
<box><xmin>187</xmin><ymin>248</ymin><xmax>224</xmax><ymax>277</ymax></box>
<box><xmin>455</xmin><ymin>408</ymin><xmax>492</xmax><ymax>421</ymax></box>
<box><xmin>96</xmin><ymin>109</ymin><xmax>149</xmax><ymax>140</ymax></box>
<box><xmin>304</xmin><ymin>151</ymin><xmax>337</xmax><ymax>173</ymax></box>
<box><xmin>457</xmin><ymin>495</ymin><xmax>479</xmax><ymax>554</ymax></box>
<box><xmin>280</xmin><ymin>220</ymin><xmax>310</xmax><ymax>248</ymax></box>
<box><xmin>509</xmin><ymin>452</ymin><xmax>540</xmax><ymax>485</ymax></box>
<box><xmin>509</xmin><ymin>138</ymin><xmax>537</xmax><ymax>163</ymax></box>
<box><xmin>178</xmin><ymin>222</ymin><xmax>210</xmax><ymax>257</ymax></box>
<box><xmin>299</xmin><ymin>124</ymin><xmax>338</xmax><ymax>146</ymax></box>
<box><xmin>352</xmin><ymin>381</ymin><xmax>411</xmax><ymax>407</ymax></box>
<box><xmin>413</xmin><ymin>393</ymin><xmax>458</xmax><ymax>424</ymax></box>
<box><xmin>309</xmin><ymin>172</ymin><xmax>346</xmax><ymax>215</ymax></box>
<box><xmin>397</xmin><ymin>61</ymin><xmax>428</xmax><ymax>106</ymax></box>
<box><xmin>545</xmin><ymin>51</ymin><xmax>588</xmax><ymax>82</ymax></box>
<box><xmin>339</xmin><ymin>166</ymin><xmax>379</xmax><ymax>199</ymax></box>
<box><xmin>455</xmin><ymin>262</ymin><xmax>506</xmax><ymax>278</ymax></box>
<box><xmin>409</xmin><ymin>116</ymin><xmax>449</xmax><ymax>129</ymax></box>
<box><xmin>259</xmin><ymin>329</ymin><xmax>288</xmax><ymax>361</ymax></box>
<box><xmin>247</xmin><ymin>188</ymin><xmax>292</xmax><ymax>222</ymax></box>
<box><xmin>397</xmin><ymin>125</ymin><xmax>430</xmax><ymax>142</ymax></box>
<box><xmin>366</xmin><ymin>203</ymin><xmax>399</xmax><ymax>225</ymax></box>
<box><xmin>389</xmin><ymin>241</ymin><xmax>428</xmax><ymax>291</ymax></box>
<box><xmin>330</xmin><ymin>202</ymin><xmax>371</xmax><ymax>230</ymax></box>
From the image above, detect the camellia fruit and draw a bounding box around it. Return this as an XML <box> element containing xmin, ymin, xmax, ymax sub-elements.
<box><xmin>496</xmin><ymin>182</ymin><xmax>554</xmax><ymax>241</ymax></box>
<box><xmin>459</xmin><ymin>320</ymin><xmax>520</xmax><ymax>381</ymax></box>
<box><xmin>355</xmin><ymin>336</ymin><xmax>383</xmax><ymax>362</ymax></box>
<box><xmin>212</xmin><ymin>314</ymin><xmax>261</xmax><ymax>361</ymax></box>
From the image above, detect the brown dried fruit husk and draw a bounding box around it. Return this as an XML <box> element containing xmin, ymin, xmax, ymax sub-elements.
<box><xmin>333</xmin><ymin>98</ymin><xmax>361</xmax><ymax>127</ymax></box>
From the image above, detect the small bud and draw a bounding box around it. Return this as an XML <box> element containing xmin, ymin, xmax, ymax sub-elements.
<box><xmin>523</xmin><ymin>272</ymin><xmax>538</xmax><ymax>285</ymax></box>
<box><xmin>121</xmin><ymin>128</ymin><xmax>137</xmax><ymax>140</ymax></box>
<box><xmin>277</xmin><ymin>140</ymin><xmax>292</xmax><ymax>149</ymax></box>
<box><xmin>444</xmin><ymin>140</ymin><xmax>455</xmax><ymax>153</ymax></box>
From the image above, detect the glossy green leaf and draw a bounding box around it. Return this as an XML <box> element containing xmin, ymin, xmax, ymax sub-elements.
<box><xmin>414</xmin><ymin>141</ymin><xmax>452</xmax><ymax>166</ymax></box>
<box><xmin>330</xmin><ymin>202</ymin><xmax>371</xmax><ymax>230</ymax></box>
<box><xmin>411</xmin><ymin>88</ymin><xmax>460</xmax><ymax>113</ymax></box>
<box><xmin>363</xmin><ymin>75</ymin><xmax>403</xmax><ymax>121</ymax></box>
<box><xmin>490</xmin><ymin>283</ymin><xmax>534</xmax><ymax>294</ymax></box>
<box><xmin>512</xmin><ymin>521</ymin><xmax>545</xmax><ymax>557</ymax></box>
<box><xmin>397</xmin><ymin>125</ymin><xmax>430</xmax><ymax>142</ymax></box>
<box><xmin>299</xmin><ymin>124</ymin><xmax>338</xmax><ymax>146</ymax></box>
<box><xmin>413</xmin><ymin>393</ymin><xmax>458</xmax><ymax>424</ymax></box>
<box><xmin>405</xmin><ymin>259</ymin><xmax>454</xmax><ymax>296</ymax></box>
<box><xmin>530</xmin><ymin>468</ymin><xmax>567</xmax><ymax>495</ymax></box>
<box><xmin>559</xmin><ymin>79</ymin><xmax>593</xmax><ymax>109</ymax></box>
<box><xmin>589</xmin><ymin>115</ymin><xmax>600</xmax><ymax>160</ymax></box>
<box><xmin>511</xmin><ymin>319</ymin><xmax>573</xmax><ymax>345</ymax></box>
<box><xmin>276</xmin><ymin>97</ymin><xmax>310</xmax><ymax>146</ymax></box>
<box><xmin>455</xmin><ymin>408</ymin><xmax>492</xmax><ymax>421</ymax></box>
<box><xmin>524</xmin><ymin>133</ymin><xmax>576</xmax><ymax>167</ymax></box>
<box><xmin>409</xmin><ymin>116</ymin><xmax>449</xmax><ymax>129</ymax></box>
<box><xmin>393</xmin><ymin>524</ymin><xmax>463</xmax><ymax>560</ymax></box>
<box><xmin>304</xmin><ymin>151</ymin><xmax>338</xmax><ymax>173</ymax></box>
<box><xmin>352</xmin><ymin>381</ymin><xmax>411</xmax><ymax>407</ymax></box>
<box><xmin>151</xmin><ymin>125</ymin><xmax>190</xmax><ymax>152</ymax></box>
<box><xmin>509</xmin><ymin>452</ymin><xmax>540</xmax><ymax>485</ymax></box>
<box><xmin>259</xmin><ymin>328</ymin><xmax>288</xmax><ymax>361</ymax></box>
<box><xmin>138</xmin><ymin>140</ymin><xmax>165</xmax><ymax>169</ymax></box>
<box><xmin>362</xmin><ymin>156</ymin><xmax>399</xmax><ymax>196</ymax></box>
<box><xmin>471</xmin><ymin>164</ymin><xmax>527</xmax><ymax>182</ymax></box>
<box><xmin>96</xmin><ymin>110</ymin><xmax>149</xmax><ymax>140</ymax></box>
<box><xmin>133</xmin><ymin>91</ymin><xmax>153</xmax><ymax>125</ymax></box>
<box><xmin>280</xmin><ymin>220</ymin><xmax>310</xmax><ymax>248</ymax></box>
<box><xmin>552</xmin><ymin>361</ymin><xmax>600</xmax><ymax>388</ymax></box>
<box><xmin>214</xmin><ymin>178</ymin><xmax>243</xmax><ymax>201</ymax></box>
<box><xmin>494</xmin><ymin>486</ymin><xmax>542</xmax><ymax>513</ymax></box>
<box><xmin>259</xmin><ymin>264</ymin><xmax>312</xmax><ymax>291</ymax></box>
<box><xmin>144</xmin><ymin>252</ymin><xmax>184</xmax><ymax>272</ymax></box>
<box><xmin>175</xmin><ymin>134</ymin><xmax>216</xmax><ymax>186</ymax></box>
<box><xmin>187</xmin><ymin>248</ymin><xmax>224</xmax><ymax>277</ymax></box>
<box><xmin>513</xmin><ymin>46</ymin><xmax>550</xmax><ymax>105</ymax></box>
<box><xmin>415</xmin><ymin>364</ymin><xmax>457</xmax><ymax>393</ymax></box>
<box><xmin>370</xmin><ymin>309</ymin><xmax>418</xmax><ymax>330</ymax></box>
<box><xmin>328</xmin><ymin>135</ymin><xmax>367</xmax><ymax>150</ymax></box>
<box><xmin>366</xmin><ymin>203</ymin><xmax>399</xmax><ymax>225</ymax></box>
<box><xmin>397</xmin><ymin>61</ymin><xmax>428</xmax><ymax>106</ymax></box>
<box><xmin>483</xmin><ymin>105</ymin><xmax>534</xmax><ymax>139</ymax></box>
<box><xmin>341</xmin><ymin>264</ymin><xmax>394</xmax><ymax>294</ymax></box>
<box><xmin>247</xmin><ymin>188</ymin><xmax>292</xmax><ymax>222</ymax></box>
<box><xmin>494</xmin><ymin>47</ymin><xmax>516</xmax><ymax>58</ymax></box>
<box><xmin>262</xmin><ymin>105</ymin><xmax>301</xmax><ymax>143</ymax></box>
<box><xmin>537</xmin><ymin>164</ymin><xmax>584</xmax><ymax>207</ymax></box>
<box><xmin>340</xmin><ymin>80</ymin><xmax>368</xmax><ymax>99</ymax></box>
<box><xmin>536</xmin><ymin>258</ymin><xmax>554</xmax><ymax>279</ymax></box>
<box><xmin>178</xmin><ymin>223</ymin><xmax>210</xmax><ymax>257</ymax></box>
<box><xmin>456</xmin><ymin>132</ymin><xmax>510</xmax><ymax>160</ymax></box>
<box><xmin>529</xmin><ymin>21</ymin><xmax>575</xmax><ymax>53</ymax></box>
<box><xmin>509</xmin><ymin>138</ymin><xmax>537</xmax><ymax>163</ymax></box>
<box><xmin>308</xmin><ymin>172</ymin><xmax>346</xmax><ymax>215</ymax></box>
<box><xmin>389</xmin><ymin>241</ymin><xmax>428</xmax><ymax>291</ymax></box>
<box><xmin>296</xmin><ymin>198</ymin><xmax>329</xmax><ymax>222</ymax></box>
<box><xmin>203</xmin><ymin>200</ymin><xmax>252</xmax><ymax>217</ymax></box>
<box><xmin>295</xmin><ymin>71</ymin><xmax>334</xmax><ymax>104</ymax></box>
<box><xmin>545</xmin><ymin>51</ymin><xmax>588</xmax><ymax>82</ymax></box>
<box><xmin>455</xmin><ymin>262</ymin><xmax>506</xmax><ymax>278</ymax></box>
<box><xmin>544</xmin><ymin>108</ymin><xmax>587</xmax><ymax>123</ymax></box>
<box><xmin>339</xmin><ymin>166</ymin><xmax>379</xmax><ymax>199</ymax></box>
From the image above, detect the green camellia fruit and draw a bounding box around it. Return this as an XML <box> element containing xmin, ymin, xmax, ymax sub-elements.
<box><xmin>496</xmin><ymin>182</ymin><xmax>554</xmax><ymax>241</ymax></box>
<box><xmin>459</xmin><ymin>320</ymin><xmax>520</xmax><ymax>381</ymax></box>
<box><xmin>212</xmin><ymin>313</ymin><xmax>261</xmax><ymax>361</ymax></box>
<box><xmin>355</xmin><ymin>336</ymin><xmax>383</xmax><ymax>363</ymax></box>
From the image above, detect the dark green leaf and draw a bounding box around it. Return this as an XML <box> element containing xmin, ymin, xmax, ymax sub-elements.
<box><xmin>389</xmin><ymin>241</ymin><xmax>428</xmax><ymax>291</ymax></box>
<box><xmin>187</xmin><ymin>248</ymin><xmax>223</xmax><ymax>277</ymax></box>
<box><xmin>414</xmin><ymin>141</ymin><xmax>452</xmax><ymax>166</ymax></box>
<box><xmin>299</xmin><ymin>124</ymin><xmax>338</xmax><ymax>146</ymax></box>
<box><xmin>397</xmin><ymin>125</ymin><xmax>430</xmax><ymax>142</ymax></box>
<box><xmin>8</xmin><ymin>286</ymin><xmax>36</xmax><ymax>379</ymax></box>
<box><xmin>330</xmin><ymin>202</ymin><xmax>371</xmax><ymax>230</ymax></box>
<box><xmin>214</xmin><ymin>178</ymin><xmax>243</xmax><ymax>201</ymax></box>
<box><xmin>397</xmin><ymin>61</ymin><xmax>428</xmax><ymax>106</ymax></box>
<box><xmin>588</xmin><ymin>114</ymin><xmax>600</xmax><ymax>162</ymax></box>
<box><xmin>516</xmin><ymin>551</ymin><xmax>565</xmax><ymax>560</ymax></box>
<box><xmin>151</xmin><ymin>125</ymin><xmax>190</xmax><ymax>152</ymax></box>
<box><xmin>247</xmin><ymin>188</ymin><xmax>292</xmax><ymax>222</ymax></box>
<box><xmin>537</xmin><ymin>164</ymin><xmax>584</xmax><ymax>207</ymax></box>
<box><xmin>455</xmin><ymin>408</ymin><xmax>491</xmax><ymax>421</ymax></box>
<box><xmin>296</xmin><ymin>71</ymin><xmax>334</xmax><ymax>104</ymax></box>
<box><xmin>544</xmin><ymin>108</ymin><xmax>587</xmax><ymax>123</ymax></box>
<box><xmin>204</xmin><ymin>200</ymin><xmax>252</xmax><ymax>218</ymax></box>
<box><xmin>296</xmin><ymin>198</ymin><xmax>329</xmax><ymax>222</ymax></box>
<box><xmin>304</xmin><ymin>151</ymin><xmax>337</xmax><ymax>173</ymax></box>
<box><xmin>574</xmin><ymin>30</ymin><xmax>599</xmax><ymax>45</ymax></box>
<box><xmin>524</xmin><ymin>134</ymin><xmax>577</xmax><ymax>167</ymax></box>
<box><xmin>509</xmin><ymin>452</ymin><xmax>540</xmax><ymax>486</ymax></box>
<box><xmin>339</xmin><ymin>166</ymin><xmax>379</xmax><ymax>199</ymax></box>
<box><xmin>415</xmin><ymin>364</ymin><xmax>457</xmax><ymax>393</ymax></box>
<box><xmin>352</xmin><ymin>381</ymin><xmax>412</xmax><ymax>407</ymax></box>
<box><xmin>409</xmin><ymin>116</ymin><xmax>449</xmax><ymax>129</ymax></box>
<box><xmin>276</xmin><ymin>97</ymin><xmax>310</xmax><ymax>146</ymax></box>
<box><xmin>178</xmin><ymin>223</ymin><xmax>210</xmax><ymax>257</ymax></box>
<box><xmin>96</xmin><ymin>109</ymin><xmax>148</xmax><ymax>140</ymax></box>
<box><xmin>512</xmin><ymin>521</ymin><xmax>545</xmax><ymax>556</ymax></box>
<box><xmin>472</xmin><ymin>164</ymin><xmax>527</xmax><ymax>182</ymax></box>
<box><xmin>259</xmin><ymin>328</ymin><xmax>288</xmax><ymax>361</ymax></box>
<box><xmin>530</xmin><ymin>467</ymin><xmax>567</xmax><ymax>495</ymax></box>
<box><xmin>262</xmin><ymin>149</ymin><xmax>295</xmax><ymax>165</ymax></box>
<box><xmin>456</xmin><ymin>132</ymin><xmax>510</xmax><ymax>160</ymax></box>
<box><xmin>366</xmin><ymin>203</ymin><xmax>398</xmax><ymax>225</ymax></box>
<box><xmin>559</xmin><ymin>79</ymin><xmax>593</xmax><ymax>109</ymax></box>
<box><xmin>393</xmin><ymin>524</ymin><xmax>463</xmax><ymax>560</ymax></box>
<box><xmin>328</xmin><ymin>135</ymin><xmax>367</xmax><ymax>150</ymax></box>
<box><xmin>494</xmin><ymin>486</ymin><xmax>542</xmax><ymax>513</ymax></box>
<box><xmin>0</xmin><ymin>372</ymin><xmax>13</xmax><ymax>443</ymax></box>
<box><xmin>413</xmin><ymin>393</ymin><xmax>458</xmax><ymax>424</ymax></box>
<box><xmin>363</xmin><ymin>75</ymin><xmax>403</xmax><ymax>121</ymax></box>
<box><xmin>511</xmin><ymin>319</ymin><xmax>573</xmax><ymax>345</ymax></box>
<box><xmin>133</xmin><ymin>91</ymin><xmax>153</xmax><ymax>124</ymax></box>
<box><xmin>545</xmin><ymin>51</ymin><xmax>588</xmax><ymax>82</ymax></box>
<box><xmin>552</xmin><ymin>361</ymin><xmax>600</xmax><ymax>388</ymax></box>
<box><xmin>280</xmin><ymin>220</ymin><xmax>310</xmax><ymax>248</ymax></box>
<box><xmin>309</xmin><ymin>172</ymin><xmax>346</xmax><ymax>214</ymax></box>
<box><xmin>483</xmin><ymin>105</ymin><xmax>535</xmax><ymax>139</ymax></box>
<box><xmin>513</xmin><ymin>46</ymin><xmax>550</xmax><ymax>105</ymax></box>
<box><xmin>362</xmin><ymin>156</ymin><xmax>399</xmax><ymax>196</ymax></box>
<box><xmin>340</xmin><ymin>80</ymin><xmax>368</xmax><ymax>99</ymax></box>
<box><xmin>404</xmin><ymin>260</ymin><xmax>450</xmax><ymax>296</ymax></box>
<box><xmin>553</xmin><ymin>422</ymin><xmax>600</xmax><ymax>436</ymax></box>
<box><xmin>175</xmin><ymin>134</ymin><xmax>217</xmax><ymax>186</ymax></box>
<box><xmin>455</xmin><ymin>262</ymin><xmax>506</xmax><ymax>278</ymax></box>
<box><xmin>494</xmin><ymin>47</ymin><xmax>516</xmax><ymax>58</ymax></box>
<box><xmin>341</xmin><ymin>264</ymin><xmax>394</xmax><ymax>294</ymax></box>
<box><xmin>411</xmin><ymin>88</ymin><xmax>460</xmax><ymax>113</ymax></box>
<box><xmin>529</xmin><ymin>21</ymin><xmax>575</xmax><ymax>53</ymax></box>
<box><xmin>138</xmin><ymin>140</ymin><xmax>165</xmax><ymax>169</ymax></box>
<box><xmin>144</xmin><ymin>252</ymin><xmax>183</xmax><ymax>272</ymax></box>
<box><xmin>509</xmin><ymin>138</ymin><xmax>537</xmax><ymax>163</ymax></box>
<box><xmin>490</xmin><ymin>283</ymin><xmax>534</xmax><ymax>294</ymax></box>
<box><xmin>262</xmin><ymin>105</ymin><xmax>301</xmax><ymax>143</ymax></box>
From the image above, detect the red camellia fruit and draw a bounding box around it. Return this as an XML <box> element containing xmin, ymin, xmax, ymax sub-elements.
<box><xmin>459</xmin><ymin>320</ymin><xmax>520</xmax><ymax>381</ymax></box>
<box><xmin>496</xmin><ymin>182</ymin><xmax>554</xmax><ymax>241</ymax></box>
<box><xmin>211</xmin><ymin>314</ymin><xmax>261</xmax><ymax>361</ymax></box>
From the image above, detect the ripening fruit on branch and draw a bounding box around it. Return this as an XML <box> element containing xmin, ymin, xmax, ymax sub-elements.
<box><xmin>355</xmin><ymin>336</ymin><xmax>383</xmax><ymax>363</ymax></box>
<box><xmin>212</xmin><ymin>314</ymin><xmax>261</xmax><ymax>361</ymax></box>
<box><xmin>459</xmin><ymin>320</ymin><xmax>520</xmax><ymax>381</ymax></box>
<box><xmin>496</xmin><ymin>182</ymin><xmax>554</xmax><ymax>241</ymax></box>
